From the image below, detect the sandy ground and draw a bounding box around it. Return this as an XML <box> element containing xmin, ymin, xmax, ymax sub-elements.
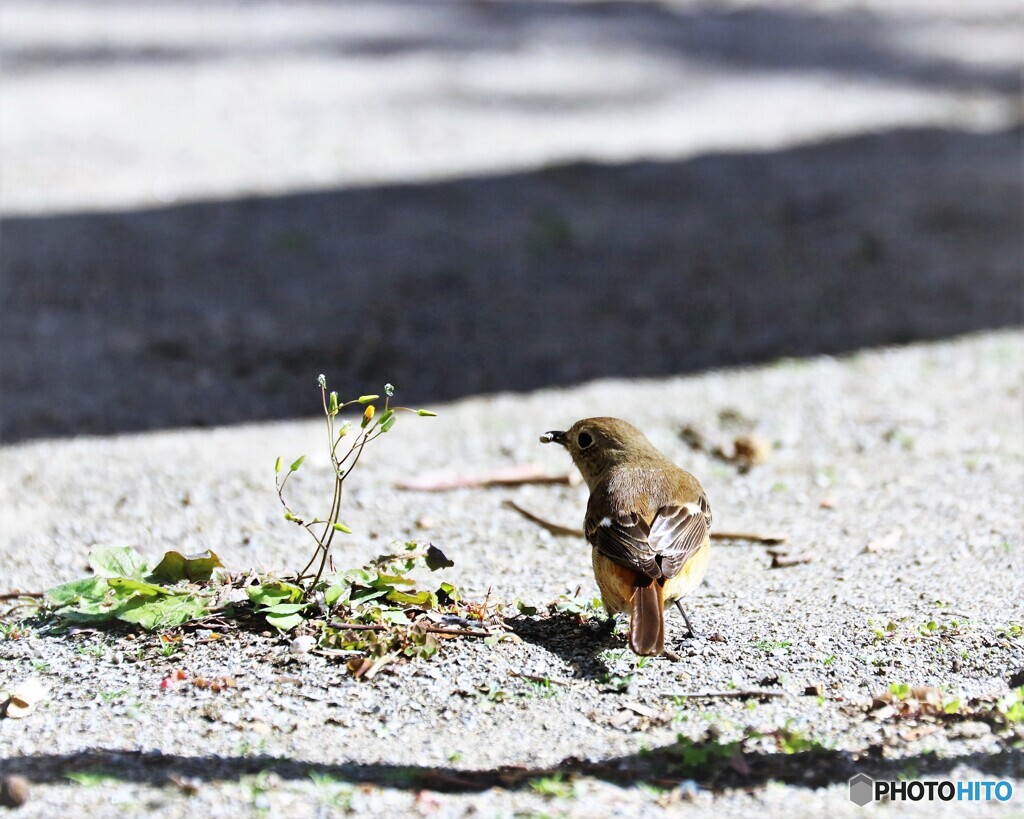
<box><xmin>1</xmin><ymin>331</ymin><xmax>1022</xmax><ymax>816</ymax></box>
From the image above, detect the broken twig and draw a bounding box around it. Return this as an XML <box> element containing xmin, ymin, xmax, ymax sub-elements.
<box><xmin>504</xmin><ymin>501</ymin><xmax>788</xmax><ymax>544</ymax></box>
<box><xmin>396</xmin><ymin>464</ymin><xmax>576</xmax><ymax>492</ymax></box>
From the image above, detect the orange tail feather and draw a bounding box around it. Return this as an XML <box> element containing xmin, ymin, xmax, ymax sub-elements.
<box><xmin>629</xmin><ymin>579</ymin><xmax>665</xmax><ymax>656</ymax></box>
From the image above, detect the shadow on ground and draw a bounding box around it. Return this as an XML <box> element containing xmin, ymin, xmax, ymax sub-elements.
<box><xmin>3</xmin><ymin>744</ymin><xmax>1021</xmax><ymax>795</ymax></box>
<box><xmin>507</xmin><ymin>613</ymin><xmax>617</xmax><ymax>680</ymax></box>
<box><xmin>5</xmin><ymin>0</ymin><xmax>1020</xmax><ymax>95</ymax></box>
<box><xmin>2</xmin><ymin>124</ymin><xmax>1022</xmax><ymax>441</ymax></box>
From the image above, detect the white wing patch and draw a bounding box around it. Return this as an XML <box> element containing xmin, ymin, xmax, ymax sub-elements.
<box><xmin>599</xmin><ymin>516</ymin><xmax>613</xmax><ymax>528</ymax></box>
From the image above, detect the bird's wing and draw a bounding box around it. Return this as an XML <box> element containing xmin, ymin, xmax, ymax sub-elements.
<box><xmin>647</xmin><ymin>494</ymin><xmax>712</xmax><ymax>578</ymax></box>
<box><xmin>585</xmin><ymin>504</ymin><xmax>659</xmax><ymax>577</ymax></box>
<box><xmin>586</xmin><ymin>492</ymin><xmax>712</xmax><ymax>580</ymax></box>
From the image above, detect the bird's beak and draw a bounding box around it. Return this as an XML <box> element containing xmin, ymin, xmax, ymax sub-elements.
<box><xmin>540</xmin><ymin>430</ymin><xmax>567</xmax><ymax>446</ymax></box>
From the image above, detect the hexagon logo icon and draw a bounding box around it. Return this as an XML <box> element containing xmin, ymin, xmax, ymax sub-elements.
<box><xmin>849</xmin><ymin>773</ymin><xmax>874</xmax><ymax>806</ymax></box>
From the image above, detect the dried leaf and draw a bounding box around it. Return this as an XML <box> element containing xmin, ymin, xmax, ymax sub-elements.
<box><xmin>865</xmin><ymin>528</ymin><xmax>903</xmax><ymax>554</ymax></box>
<box><xmin>2</xmin><ymin>678</ymin><xmax>49</xmax><ymax>719</ymax></box>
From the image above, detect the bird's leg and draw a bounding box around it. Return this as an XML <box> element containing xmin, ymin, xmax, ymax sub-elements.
<box><xmin>674</xmin><ymin>600</ymin><xmax>697</xmax><ymax>638</ymax></box>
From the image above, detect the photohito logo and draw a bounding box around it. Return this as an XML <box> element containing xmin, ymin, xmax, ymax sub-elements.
<box><xmin>849</xmin><ymin>774</ymin><xmax>1014</xmax><ymax>806</ymax></box>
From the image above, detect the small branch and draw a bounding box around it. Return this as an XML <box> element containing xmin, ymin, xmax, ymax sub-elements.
<box><xmin>0</xmin><ymin>591</ymin><xmax>43</xmax><ymax>601</ymax></box>
<box><xmin>503</xmin><ymin>500</ymin><xmax>579</xmax><ymax>536</ymax></box>
<box><xmin>396</xmin><ymin>465</ymin><xmax>576</xmax><ymax>492</ymax></box>
<box><xmin>661</xmin><ymin>689</ymin><xmax>786</xmax><ymax>700</ymax></box>
<box><xmin>504</xmin><ymin>501</ymin><xmax>788</xmax><ymax>545</ymax></box>
<box><xmin>711</xmin><ymin>531</ymin><xmax>788</xmax><ymax>545</ymax></box>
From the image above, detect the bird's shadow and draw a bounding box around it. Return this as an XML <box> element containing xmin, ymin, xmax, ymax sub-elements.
<box><xmin>506</xmin><ymin>612</ymin><xmax>624</xmax><ymax>680</ymax></box>
<box><xmin>507</xmin><ymin>604</ymin><xmax>707</xmax><ymax>679</ymax></box>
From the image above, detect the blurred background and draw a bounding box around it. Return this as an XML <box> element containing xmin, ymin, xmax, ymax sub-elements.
<box><xmin>1</xmin><ymin>0</ymin><xmax>1021</xmax><ymax>441</ymax></box>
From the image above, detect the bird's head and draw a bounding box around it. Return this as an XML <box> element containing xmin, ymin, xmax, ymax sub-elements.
<box><xmin>540</xmin><ymin>417</ymin><xmax>656</xmax><ymax>488</ymax></box>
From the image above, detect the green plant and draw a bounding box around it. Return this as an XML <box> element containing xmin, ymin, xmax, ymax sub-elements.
<box><xmin>66</xmin><ymin>770</ymin><xmax>117</xmax><ymax>786</ymax></box>
<box><xmin>44</xmin><ymin>545</ymin><xmax>221</xmax><ymax>631</ymax></box>
<box><xmin>308</xmin><ymin>772</ymin><xmax>353</xmax><ymax>811</ymax></box>
<box><xmin>770</xmin><ymin>720</ymin><xmax>831</xmax><ymax>754</ymax></box>
<box><xmin>551</xmin><ymin>594</ymin><xmax>604</xmax><ymax>622</ymax></box>
<box><xmin>529</xmin><ymin>773</ymin><xmax>576</xmax><ymax>799</ymax></box>
<box><xmin>666</xmin><ymin>734</ymin><xmax>739</xmax><ymax>776</ymax></box>
<box><xmin>752</xmin><ymin>639</ymin><xmax>791</xmax><ymax>652</ymax></box>
<box><xmin>276</xmin><ymin>377</ymin><xmax>435</xmax><ymax>589</ymax></box>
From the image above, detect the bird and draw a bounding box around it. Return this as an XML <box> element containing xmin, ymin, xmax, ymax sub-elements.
<box><xmin>540</xmin><ymin>417</ymin><xmax>712</xmax><ymax>656</ymax></box>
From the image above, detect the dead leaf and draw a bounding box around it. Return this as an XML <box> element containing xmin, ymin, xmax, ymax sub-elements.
<box><xmin>865</xmin><ymin>527</ymin><xmax>903</xmax><ymax>554</ymax></box>
<box><xmin>609</xmin><ymin>710</ymin><xmax>634</xmax><ymax>729</ymax></box>
<box><xmin>621</xmin><ymin>701</ymin><xmax>663</xmax><ymax>719</ymax></box>
<box><xmin>1</xmin><ymin>678</ymin><xmax>49</xmax><ymax>719</ymax></box>
<box><xmin>769</xmin><ymin>551</ymin><xmax>814</xmax><ymax>568</ymax></box>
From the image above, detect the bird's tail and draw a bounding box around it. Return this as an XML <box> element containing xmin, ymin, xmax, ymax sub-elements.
<box><xmin>629</xmin><ymin>577</ymin><xmax>664</xmax><ymax>656</ymax></box>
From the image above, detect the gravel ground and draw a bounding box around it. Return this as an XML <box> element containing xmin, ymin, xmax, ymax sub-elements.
<box><xmin>2</xmin><ymin>330</ymin><xmax>1022</xmax><ymax>816</ymax></box>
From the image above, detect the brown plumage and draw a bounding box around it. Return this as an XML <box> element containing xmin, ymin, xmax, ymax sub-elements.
<box><xmin>541</xmin><ymin>417</ymin><xmax>712</xmax><ymax>656</ymax></box>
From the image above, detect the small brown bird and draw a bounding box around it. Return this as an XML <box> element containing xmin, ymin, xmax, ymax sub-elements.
<box><xmin>541</xmin><ymin>417</ymin><xmax>712</xmax><ymax>656</ymax></box>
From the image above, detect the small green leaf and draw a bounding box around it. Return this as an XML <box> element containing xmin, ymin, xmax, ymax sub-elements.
<box><xmin>437</xmin><ymin>582</ymin><xmax>460</xmax><ymax>605</ymax></box>
<box><xmin>373</xmin><ymin>573</ymin><xmax>416</xmax><ymax>587</ymax></box>
<box><xmin>333</xmin><ymin>522</ymin><xmax>353</xmax><ymax>534</ymax></box>
<box><xmin>944</xmin><ymin>698</ymin><xmax>962</xmax><ymax>714</ymax></box>
<box><xmin>357</xmin><ymin>394</ymin><xmax>379</xmax><ymax>404</ymax></box>
<box><xmin>44</xmin><ymin>577</ymin><xmax>109</xmax><ymax>607</ymax></box>
<box><xmin>274</xmin><ymin>456</ymin><xmax>282</xmax><ymax>474</ymax></box>
<box><xmin>386</xmin><ymin>589</ymin><xmax>433</xmax><ymax>606</ymax></box>
<box><xmin>265</xmin><ymin>611</ymin><xmax>306</xmax><ymax>631</ymax></box>
<box><xmin>247</xmin><ymin>582</ymin><xmax>303</xmax><ymax>607</ymax></box>
<box><xmin>261</xmin><ymin>602</ymin><xmax>309</xmax><ymax>615</ymax></box>
<box><xmin>417</xmin><ymin>409</ymin><xmax>437</xmax><ymax>417</ymax></box>
<box><xmin>149</xmin><ymin>549</ymin><xmax>224</xmax><ymax>583</ymax></box>
<box><xmin>378</xmin><ymin>410</ymin><xmax>396</xmax><ymax>432</ymax></box>
<box><xmin>108</xmin><ymin>577</ymin><xmax>170</xmax><ymax>598</ymax></box>
<box><xmin>381</xmin><ymin>609</ymin><xmax>411</xmax><ymax>625</ymax></box>
<box><xmin>516</xmin><ymin>600</ymin><xmax>538</xmax><ymax>616</ymax></box>
<box><xmin>425</xmin><ymin>545</ymin><xmax>454</xmax><ymax>571</ymax></box>
<box><xmin>324</xmin><ymin>584</ymin><xmax>350</xmax><ymax>606</ymax></box>
<box><xmin>116</xmin><ymin>594</ymin><xmax>209</xmax><ymax>630</ymax></box>
<box><xmin>289</xmin><ymin>456</ymin><xmax>306</xmax><ymax>472</ymax></box>
<box><xmin>89</xmin><ymin>545</ymin><xmax>148</xmax><ymax>579</ymax></box>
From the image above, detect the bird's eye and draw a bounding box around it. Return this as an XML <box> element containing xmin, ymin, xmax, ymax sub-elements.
<box><xmin>577</xmin><ymin>431</ymin><xmax>594</xmax><ymax>449</ymax></box>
